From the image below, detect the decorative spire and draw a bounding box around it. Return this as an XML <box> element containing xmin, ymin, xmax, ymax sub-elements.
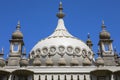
<box><xmin>114</xmin><ymin>46</ymin><xmax>117</xmax><ymax>52</ymax></box>
<box><xmin>87</xmin><ymin>33</ymin><xmax>90</xmax><ymax>39</ymax></box>
<box><xmin>1</xmin><ymin>48</ymin><xmax>4</xmax><ymax>54</ymax></box>
<box><xmin>0</xmin><ymin>48</ymin><xmax>4</xmax><ymax>58</ymax></box>
<box><xmin>86</xmin><ymin>33</ymin><xmax>93</xmax><ymax>49</ymax></box>
<box><xmin>22</xmin><ymin>47</ymin><xmax>26</xmax><ymax>58</ymax></box>
<box><xmin>48</xmin><ymin>2</ymin><xmax>74</xmax><ymax>38</ymax></box>
<box><xmin>16</xmin><ymin>20</ymin><xmax>21</xmax><ymax>31</ymax></box>
<box><xmin>101</xmin><ymin>20</ymin><xmax>106</xmax><ymax>30</ymax></box>
<box><xmin>56</xmin><ymin>2</ymin><xmax>65</xmax><ymax>18</ymax></box>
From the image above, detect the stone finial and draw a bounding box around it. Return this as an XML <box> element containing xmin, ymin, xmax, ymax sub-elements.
<box><xmin>101</xmin><ymin>20</ymin><xmax>106</xmax><ymax>30</ymax></box>
<box><xmin>56</xmin><ymin>2</ymin><xmax>65</xmax><ymax>18</ymax></box>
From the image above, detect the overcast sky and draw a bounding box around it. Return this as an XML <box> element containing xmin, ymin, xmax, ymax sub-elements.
<box><xmin>0</xmin><ymin>0</ymin><xmax>120</xmax><ymax>58</ymax></box>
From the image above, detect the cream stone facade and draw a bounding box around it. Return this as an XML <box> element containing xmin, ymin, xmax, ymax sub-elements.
<box><xmin>0</xmin><ymin>2</ymin><xmax>120</xmax><ymax>80</ymax></box>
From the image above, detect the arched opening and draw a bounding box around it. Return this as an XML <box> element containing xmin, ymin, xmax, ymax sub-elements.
<box><xmin>90</xmin><ymin>69</ymin><xmax>112</xmax><ymax>80</ymax></box>
<box><xmin>12</xmin><ymin>69</ymin><xmax>34</xmax><ymax>80</ymax></box>
<box><xmin>114</xmin><ymin>70</ymin><xmax>120</xmax><ymax>80</ymax></box>
<box><xmin>0</xmin><ymin>70</ymin><xmax>10</xmax><ymax>80</ymax></box>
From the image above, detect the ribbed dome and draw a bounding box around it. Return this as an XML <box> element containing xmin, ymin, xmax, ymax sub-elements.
<box><xmin>30</xmin><ymin>2</ymin><xmax>94</xmax><ymax>66</ymax></box>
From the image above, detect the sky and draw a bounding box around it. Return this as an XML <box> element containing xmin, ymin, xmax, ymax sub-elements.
<box><xmin>0</xmin><ymin>0</ymin><xmax>120</xmax><ymax>58</ymax></box>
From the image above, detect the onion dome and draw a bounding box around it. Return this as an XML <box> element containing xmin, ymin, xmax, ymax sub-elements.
<box><xmin>83</xmin><ymin>55</ymin><xmax>92</xmax><ymax>66</ymax></box>
<box><xmin>46</xmin><ymin>55</ymin><xmax>53</xmax><ymax>66</ymax></box>
<box><xmin>0</xmin><ymin>48</ymin><xmax>5</xmax><ymax>67</ymax></box>
<box><xmin>20</xmin><ymin>57</ymin><xmax>28</xmax><ymax>67</ymax></box>
<box><xmin>70</xmin><ymin>56</ymin><xmax>79</xmax><ymax>66</ymax></box>
<box><xmin>20</xmin><ymin>48</ymin><xmax>28</xmax><ymax>67</ymax></box>
<box><xmin>30</xmin><ymin>2</ymin><xmax>94</xmax><ymax>66</ymax></box>
<box><xmin>12</xmin><ymin>21</ymin><xmax>23</xmax><ymax>39</ymax></box>
<box><xmin>96</xmin><ymin>49</ymin><xmax>104</xmax><ymax>66</ymax></box>
<box><xmin>33</xmin><ymin>55</ymin><xmax>41</xmax><ymax>66</ymax></box>
<box><xmin>96</xmin><ymin>56</ymin><xmax>104</xmax><ymax>66</ymax></box>
<box><xmin>99</xmin><ymin>20</ymin><xmax>110</xmax><ymax>39</ymax></box>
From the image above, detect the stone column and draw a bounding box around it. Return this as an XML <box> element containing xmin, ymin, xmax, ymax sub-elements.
<box><xmin>86</xmin><ymin>75</ymin><xmax>90</xmax><ymax>80</ymax></box>
<box><xmin>111</xmin><ymin>74</ymin><xmax>114</xmax><ymax>80</ymax></box>
<box><xmin>8</xmin><ymin>75</ymin><xmax>11</xmax><ymax>80</ymax></box>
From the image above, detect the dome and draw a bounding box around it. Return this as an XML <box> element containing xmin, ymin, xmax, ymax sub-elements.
<box><xmin>96</xmin><ymin>56</ymin><xmax>104</xmax><ymax>66</ymax></box>
<box><xmin>0</xmin><ymin>59</ymin><xmax>5</xmax><ymax>67</ymax></box>
<box><xmin>30</xmin><ymin>2</ymin><xmax>94</xmax><ymax>66</ymax></box>
<box><xmin>30</xmin><ymin>19</ymin><xmax>94</xmax><ymax>66</ymax></box>
<box><xmin>12</xmin><ymin>31</ymin><xmax>23</xmax><ymax>39</ymax></box>
<box><xmin>99</xmin><ymin>30</ymin><xmax>110</xmax><ymax>39</ymax></box>
<box><xmin>99</xmin><ymin>20</ymin><xmax>110</xmax><ymax>39</ymax></box>
<box><xmin>12</xmin><ymin>21</ymin><xmax>23</xmax><ymax>39</ymax></box>
<box><xmin>20</xmin><ymin>58</ymin><xmax>28</xmax><ymax>67</ymax></box>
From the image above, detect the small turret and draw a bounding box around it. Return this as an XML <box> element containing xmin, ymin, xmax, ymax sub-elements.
<box><xmin>56</xmin><ymin>2</ymin><xmax>65</xmax><ymax>18</ymax></box>
<box><xmin>86</xmin><ymin>33</ymin><xmax>93</xmax><ymax>49</ymax></box>
<box><xmin>96</xmin><ymin>48</ymin><xmax>104</xmax><ymax>66</ymax></box>
<box><xmin>19</xmin><ymin>48</ymin><xmax>29</xmax><ymax>67</ymax></box>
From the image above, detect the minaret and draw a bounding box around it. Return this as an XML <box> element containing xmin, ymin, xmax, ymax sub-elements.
<box><xmin>8</xmin><ymin>21</ymin><xmax>24</xmax><ymax>66</ymax></box>
<box><xmin>98</xmin><ymin>20</ymin><xmax>116</xmax><ymax>66</ymax></box>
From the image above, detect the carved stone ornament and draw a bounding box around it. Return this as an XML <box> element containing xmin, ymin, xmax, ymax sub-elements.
<box><xmin>49</xmin><ymin>46</ymin><xmax>56</xmax><ymax>56</ymax></box>
<box><xmin>41</xmin><ymin>47</ymin><xmax>49</xmax><ymax>57</ymax></box>
<box><xmin>74</xmin><ymin>47</ymin><xmax>81</xmax><ymax>56</ymax></box>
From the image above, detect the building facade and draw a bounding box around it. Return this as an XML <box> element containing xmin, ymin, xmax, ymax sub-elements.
<box><xmin>0</xmin><ymin>2</ymin><xmax>120</xmax><ymax>80</ymax></box>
